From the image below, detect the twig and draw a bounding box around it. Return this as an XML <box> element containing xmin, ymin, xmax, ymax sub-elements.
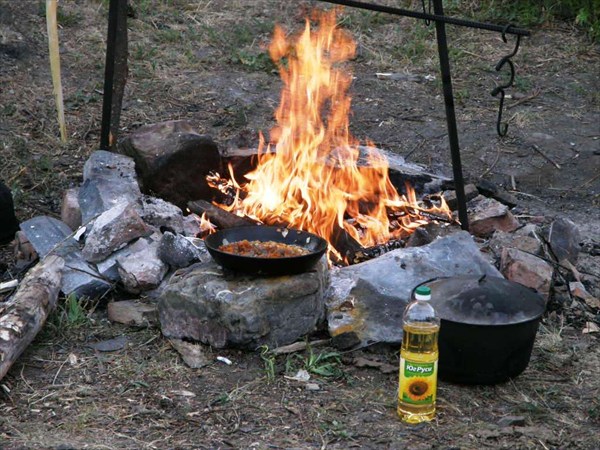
<box><xmin>479</xmin><ymin>147</ymin><xmax>501</xmax><ymax>178</ymax></box>
<box><xmin>272</xmin><ymin>339</ymin><xmax>330</xmax><ymax>355</ymax></box>
<box><xmin>531</xmin><ymin>144</ymin><xmax>561</xmax><ymax>169</ymax></box>
<box><xmin>578</xmin><ymin>172</ymin><xmax>600</xmax><ymax>189</ymax></box>
<box><xmin>507</xmin><ymin>88</ymin><xmax>541</xmax><ymax>109</ymax></box>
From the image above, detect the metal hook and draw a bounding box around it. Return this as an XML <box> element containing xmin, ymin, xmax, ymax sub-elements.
<box><xmin>421</xmin><ymin>0</ymin><xmax>433</xmax><ymax>25</ymax></box>
<box><xmin>491</xmin><ymin>24</ymin><xmax>522</xmax><ymax>137</ymax></box>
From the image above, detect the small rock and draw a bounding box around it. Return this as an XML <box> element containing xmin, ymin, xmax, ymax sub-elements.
<box><xmin>182</xmin><ymin>214</ymin><xmax>202</xmax><ymax>237</ymax></box>
<box><xmin>498</xmin><ymin>415</ymin><xmax>526</xmax><ymax>428</ymax></box>
<box><xmin>61</xmin><ymin>188</ymin><xmax>82</xmax><ymax>231</ymax></box>
<box><xmin>443</xmin><ymin>184</ymin><xmax>479</xmax><ymax>211</ymax></box>
<box><xmin>157</xmin><ymin>231</ymin><xmax>209</xmax><ymax>269</ymax></box>
<box><xmin>548</xmin><ymin>217</ymin><xmax>581</xmax><ymax>265</ymax></box>
<box><xmin>488</xmin><ymin>230</ymin><xmax>542</xmax><ymax>256</ymax></box>
<box><xmin>82</xmin><ymin>202</ymin><xmax>153</xmax><ymax>263</ymax></box>
<box><xmin>305</xmin><ymin>383</ymin><xmax>321</xmax><ymax>391</ymax></box>
<box><xmin>107</xmin><ymin>300</ymin><xmax>158</xmax><ymax>327</ymax></box>
<box><xmin>138</xmin><ymin>195</ymin><xmax>185</xmax><ymax>234</ymax></box>
<box><xmin>169</xmin><ymin>338</ymin><xmax>211</xmax><ymax>368</ymax></box>
<box><xmin>468</xmin><ymin>195</ymin><xmax>520</xmax><ymax>237</ymax></box>
<box><xmin>95</xmin><ymin>237</ymin><xmax>151</xmax><ymax>282</ymax></box>
<box><xmin>117</xmin><ymin>239</ymin><xmax>168</xmax><ymax>293</ymax></box>
<box><xmin>569</xmin><ymin>282</ymin><xmax>600</xmax><ymax>309</ymax></box>
<box><xmin>500</xmin><ymin>248</ymin><xmax>554</xmax><ymax>299</ymax></box>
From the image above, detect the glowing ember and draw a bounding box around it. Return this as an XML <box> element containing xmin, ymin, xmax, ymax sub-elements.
<box><xmin>209</xmin><ymin>9</ymin><xmax>451</xmax><ymax>262</ymax></box>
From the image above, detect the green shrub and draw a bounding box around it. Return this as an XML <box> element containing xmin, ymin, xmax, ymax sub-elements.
<box><xmin>446</xmin><ymin>0</ymin><xmax>600</xmax><ymax>41</ymax></box>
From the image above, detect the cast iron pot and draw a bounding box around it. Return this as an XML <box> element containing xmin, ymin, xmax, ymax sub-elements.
<box><xmin>414</xmin><ymin>275</ymin><xmax>546</xmax><ymax>385</ymax></box>
<box><xmin>204</xmin><ymin>225</ymin><xmax>328</xmax><ymax>276</ymax></box>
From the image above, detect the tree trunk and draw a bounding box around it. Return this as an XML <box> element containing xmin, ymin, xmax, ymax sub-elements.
<box><xmin>0</xmin><ymin>255</ymin><xmax>64</xmax><ymax>381</ymax></box>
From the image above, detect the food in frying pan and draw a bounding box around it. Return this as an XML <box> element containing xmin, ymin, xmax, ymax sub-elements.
<box><xmin>218</xmin><ymin>240</ymin><xmax>310</xmax><ymax>258</ymax></box>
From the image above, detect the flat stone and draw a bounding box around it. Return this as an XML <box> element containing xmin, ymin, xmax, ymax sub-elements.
<box><xmin>158</xmin><ymin>258</ymin><xmax>329</xmax><ymax>349</ymax></box>
<box><xmin>468</xmin><ymin>195</ymin><xmax>520</xmax><ymax>237</ymax></box>
<box><xmin>107</xmin><ymin>300</ymin><xmax>158</xmax><ymax>327</ymax></box>
<box><xmin>326</xmin><ymin>231</ymin><xmax>502</xmax><ymax>346</ymax></box>
<box><xmin>82</xmin><ymin>202</ymin><xmax>152</xmax><ymax>263</ymax></box>
<box><xmin>117</xmin><ymin>239</ymin><xmax>168</xmax><ymax>294</ymax></box>
<box><xmin>78</xmin><ymin>150</ymin><xmax>142</xmax><ymax>224</ymax></box>
<box><xmin>0</xmin><ymin>180</ymin><xmax>19</xmax><ymax>244</ymax></box>
<box><xmin>60</xmin><ymin>188</ymin><xmax>82</xmax><ymax>231</ymax></box>
<box><xmin>20</xmin><ymin>216</ymin><xmax>111</xmax><ymax>298</ymax></box>
<box><xmin>157</xmin><ymin>232</ymin><xmax>210</xmax><ymax>269</ymax></box>
<box><xmin>118</xmin><ymin>120</ymin><xmax>221</xmax><ymax>209</ymax></box>
<box><xmin>500</xmin><ymin>248</ymin><xmax>554</xmax><ymax>299</ymax></box>
<box><xmin>548</xmin><ymin>217</ymin><xmax>581</xmax><ymax>265</ymax></box>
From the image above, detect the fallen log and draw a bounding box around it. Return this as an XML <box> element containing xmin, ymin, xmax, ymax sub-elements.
<box><xmin>0</xmin><ymin>255</ymin><xmax>64</xmax><ymax>381</ymax></box>
<box><xmin>187</xmin><ymin>199</ymin><xmax>258</xmax><ymax>229</ymax></box>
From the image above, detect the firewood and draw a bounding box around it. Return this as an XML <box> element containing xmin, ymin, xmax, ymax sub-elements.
<box><xmin>187</xmin><ymin>199</ymin><xmax>257</xmax><ymax>229</ymax></box>
<box><xmin>0</xmin><ymin>255</ymin><xmax>64</xmax><ymax>381</ymax></box>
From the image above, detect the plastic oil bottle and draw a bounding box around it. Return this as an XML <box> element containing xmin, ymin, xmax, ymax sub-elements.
<box><xmin>398</xmin><ymin>285</ymin><xmax>440</xmax><ymax>423</ymax></box>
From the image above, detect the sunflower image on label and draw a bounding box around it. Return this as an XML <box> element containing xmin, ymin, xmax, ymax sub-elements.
<box><xmin>399</xmin><ymin>358</ymin><xmax>437</xmax><ymax>405</ymax></box>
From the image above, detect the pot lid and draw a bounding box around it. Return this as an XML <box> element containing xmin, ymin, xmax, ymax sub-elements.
<box><xmin>415</xmin><ymin>275</ymin><xmax>546</xmax><ymax>326</ymax></box>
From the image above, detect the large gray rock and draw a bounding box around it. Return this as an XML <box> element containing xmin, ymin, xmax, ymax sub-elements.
<box><xmin>118</xmin><ymin>120</ymin><xmax>221</xmax><ymax>209</ymax></box>
<box><xmin>19</xmin><ymin>216</ymin><xmax>111</xmax><ymax>299</ymax></box>
<box><xmin>82</xmin><ymin>202</ymin><xmax>152</xmax><ymax>263</ymax></box>
<box><xmin>79</xmin><ymin>150</ymin><xmax>142</xmax><ymax>224</ymax></box>
<box><xmin>326</xmin><ymin>231</ymin><xmax>502</xmax><ymax>346</ymax></box>
<box><xmin>158</xmin><ymin>258</ymin><xmax>329</xmax><ymax>349</ymax></box>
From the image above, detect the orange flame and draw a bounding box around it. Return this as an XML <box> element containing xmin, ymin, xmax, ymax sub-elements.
<box><xmin>215</xmin><ymin>9</ymin><xmax>450</xmax><ymax>261</ymax></box>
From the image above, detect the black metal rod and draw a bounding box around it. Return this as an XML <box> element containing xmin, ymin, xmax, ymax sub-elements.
<box><xmin>432</xmin><ymin>0</ymin><xmax>469</xmax><ymax>230</ymax></box>
<box><xmin>100</xmin><ymin>0</ymin><xmax>120</xmax><ymax>149</ymax></box>
<box><xmin>318</xmin><ymin>0</ymin><xmax>530</xmax><ymax>36</ymax></box>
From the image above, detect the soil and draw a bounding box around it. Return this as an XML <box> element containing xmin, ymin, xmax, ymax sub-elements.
<box><xmin>1</xmin><ymin>1</ymin><xmax>599</xmax><ymax>449</ymax></box>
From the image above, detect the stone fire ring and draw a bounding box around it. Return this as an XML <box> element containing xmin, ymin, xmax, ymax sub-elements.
<box><xmin>158</xmin><ymin>257</ymin><xmax>329</xmax><ymax>350</ymax></box>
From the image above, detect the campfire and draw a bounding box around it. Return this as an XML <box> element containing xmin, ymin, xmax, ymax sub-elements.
<box><xmin>207</xmin><ymin>9</ymin><xmax>451</xmax><ymax>263</ymax></box>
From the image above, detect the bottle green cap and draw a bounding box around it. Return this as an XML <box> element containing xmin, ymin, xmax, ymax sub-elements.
<box><xmin>415</xmin><ymin>285</ymin><xmax>431</xmax><ymax>300</ymax></box>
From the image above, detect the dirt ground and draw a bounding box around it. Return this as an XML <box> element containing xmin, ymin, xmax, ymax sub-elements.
<box><xmin>1</xmin><ymin>1</ymin><xmax>599</xmax><ymax>448</ymax></box>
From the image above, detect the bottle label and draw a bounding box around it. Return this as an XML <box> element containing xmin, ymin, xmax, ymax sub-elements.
<box><xmin>399</xmin><ymin>357</ymin><xmax>437</xmax><ymax>406</ymax></box>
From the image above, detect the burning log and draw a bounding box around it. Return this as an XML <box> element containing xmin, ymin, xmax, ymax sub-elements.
<box><xmin>0</xmin><ymin>255</ymin><xmax>64</xmax><ymax>382</ymax></box>
<box><xmin>349</xmin><ymin>238</ymin><xmax>405</xmax><ymax>264</ymax></box>
<box><xmin>187</xmin><ymin>199</ymin><xmax>257</xmax><ymax>229</ymax></box>
<box><xmin>330</xmin><ymin>223</ymin><xmax>364</xmax><ymax>264</ymax></box>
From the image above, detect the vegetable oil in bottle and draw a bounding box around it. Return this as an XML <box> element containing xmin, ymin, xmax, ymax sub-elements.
<box><xmin>398</xmin><ymin>285</ymin><xmax>440</xmax><ymax>423</ymax></box>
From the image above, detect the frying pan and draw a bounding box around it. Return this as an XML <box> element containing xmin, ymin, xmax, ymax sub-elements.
<box><xmin>204</xmin><ymin>225</ymin><xmax>328</xmax><ymax>275</ymax></box>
